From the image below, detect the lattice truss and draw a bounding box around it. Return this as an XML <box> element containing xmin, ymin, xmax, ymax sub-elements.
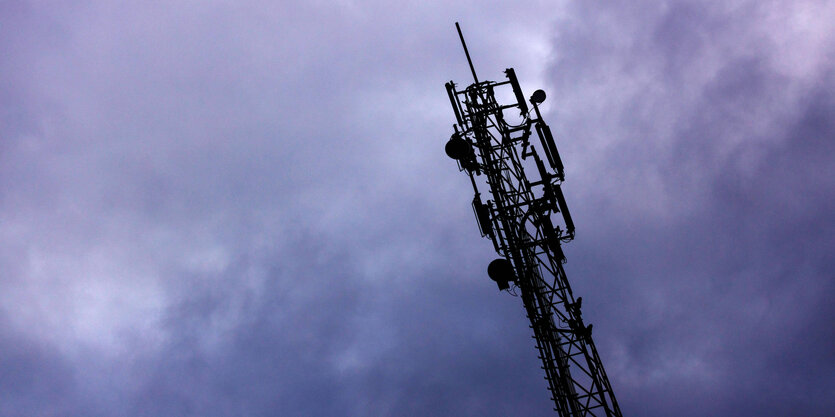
<box><xmin>444</xmin><ymin>69</ymin><xmax>623</xmax><ymax>417</ymax></box>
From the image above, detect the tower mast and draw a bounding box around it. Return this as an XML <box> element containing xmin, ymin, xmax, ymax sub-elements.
<box><xmin>443</xmin><ymin>23</ymin><xmax>623</xmax><ymax>416</ymax></box>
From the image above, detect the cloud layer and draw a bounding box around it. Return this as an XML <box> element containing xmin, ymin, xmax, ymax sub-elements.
<box><xmin>1</xmin><ymin>1</ymin><xmax>833</xmax><ymax>416</ymax></box>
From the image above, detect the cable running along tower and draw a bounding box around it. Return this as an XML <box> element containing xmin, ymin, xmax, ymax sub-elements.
<box><xmin>443</xmin><ymin>23</ymin><xmax>622</xmax><ymax>416</ymax></box>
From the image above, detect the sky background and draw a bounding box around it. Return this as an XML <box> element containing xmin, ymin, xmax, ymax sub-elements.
<box><xmin>2</xmin><ymin>1</ymin><xmax>834</xmax><ymax>416</ymax></box>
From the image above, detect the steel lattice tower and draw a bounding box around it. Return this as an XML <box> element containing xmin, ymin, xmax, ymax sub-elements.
<box><xmin>443</xmin><ymin>23</ymin><xmax>623</xmax><ymax>417</ymax></box>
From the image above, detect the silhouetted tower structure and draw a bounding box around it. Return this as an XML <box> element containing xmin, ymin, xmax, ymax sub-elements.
<box><xmin>444</xmin><ymin>23</ymin><xmax>622</xmax><ymax>417</ymax></box>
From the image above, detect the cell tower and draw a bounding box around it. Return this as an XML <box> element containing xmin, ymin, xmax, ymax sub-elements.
<box><xmin>443</xmin><ymin>23</ymin><xmax>623</xmax><ymax>416</ymax></box>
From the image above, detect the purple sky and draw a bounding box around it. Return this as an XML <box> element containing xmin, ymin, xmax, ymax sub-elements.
<box><xmin>2</xmin><ymin>1</ymin><xmax>834</xmax><ymax>416</ymax></box>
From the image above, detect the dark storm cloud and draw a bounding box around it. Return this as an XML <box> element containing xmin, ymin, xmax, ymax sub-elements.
<box><xmin>1</xmin><ymin>1</ymin><xmax>565</xmax><ymax>416</ymax></box>
<box><xmin>2</xmin><ymin>0</ymin><xmax>834</xmax><ymax>416</ymax></box>
<box><xmin>546</xmin><ymin>1</ymin><xmax>835</xmax><ymax>416</ymax></box>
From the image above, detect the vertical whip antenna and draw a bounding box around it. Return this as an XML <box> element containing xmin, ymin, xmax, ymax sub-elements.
<box><xmin>455</xmin><ymin>22</ymin><xmax>479</xmax><ymax>84</ymax></box>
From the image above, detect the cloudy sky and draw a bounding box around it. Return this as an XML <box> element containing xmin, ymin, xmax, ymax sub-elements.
<box><xmin>2</xmin><ymin>1</ymin><xmax>834</xmax><ymax>416</ymax></box>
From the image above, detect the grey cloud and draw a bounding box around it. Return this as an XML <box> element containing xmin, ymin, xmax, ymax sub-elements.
<box><xmin>547</xmin><ymin>1</ymin><xmax>835</xmax><ymax>416</ymax></box>
<box><xmin>2</xmin><ymin>1</ymin><xmax>834</xmax><ymax>416</ymax></box>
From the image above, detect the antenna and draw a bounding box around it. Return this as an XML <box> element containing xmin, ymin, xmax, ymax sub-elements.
<box><xmin>455</xmin><ymin>22</ymin><xmax>479</xmax><ymax>84</ymax></box>
<box><xmin>442</xmin><ymin>26</ymin><xmax>624</xmax><ymax>417</ymax></box>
